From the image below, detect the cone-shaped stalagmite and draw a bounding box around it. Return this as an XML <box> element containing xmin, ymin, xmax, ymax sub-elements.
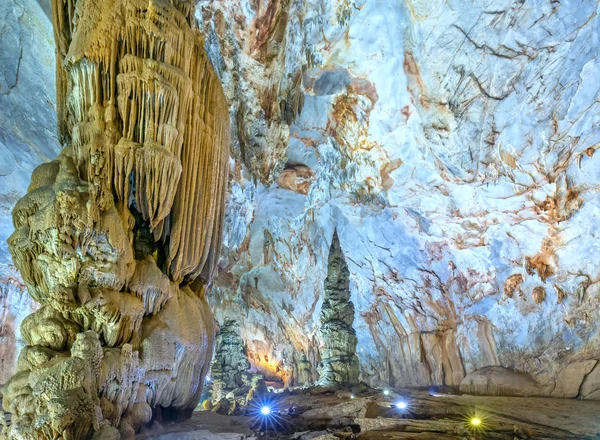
<box><xmin>2</xmin><ymin>1</ymin><xmax>229</xmax><ymax>438</ymax></box>
<box><xmin>317</xmin><ymin>231</ymin><xmax>359</xmax><ymax>385</ymax></box>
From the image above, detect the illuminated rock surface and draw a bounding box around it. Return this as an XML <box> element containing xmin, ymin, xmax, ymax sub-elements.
<box><xmin>206</xmin><ymin>0</ymin><xmax>600</xmax><ymax>396</ymax></box>
<box><xmin>136</xmin><ymin>389</ymin><xmax>600</xmax><ymax>439</ymax></box>
<box><xmin>1</xmin><ymin>3</ymin><xmax>600</xmax><ymax>439</ymax></box>
<box><xmin>0</xmin><ymin>0</ymin><xmax>229</xmax><ymax>438</ymax></box>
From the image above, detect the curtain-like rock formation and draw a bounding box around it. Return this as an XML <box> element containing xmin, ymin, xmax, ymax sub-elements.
<box><xmin>317</xmin><ymin>231</ymin><xmax>359</xmax><ymax>385</ymax></box>
<box><xmin>2</xmin><ymin>0</ymin><xmax>229</xmax><ymax>438</ymax></box>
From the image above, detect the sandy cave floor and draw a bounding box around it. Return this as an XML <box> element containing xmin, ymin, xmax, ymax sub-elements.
<box><xmin>136</xmin><ymin>388</ymin><xmax>600</xmax><ymax>440</ymax></box>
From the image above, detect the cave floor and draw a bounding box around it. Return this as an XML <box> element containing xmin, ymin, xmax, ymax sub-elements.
<box><xmin>136</xmin><ymin>388</ymin><xmax>600</xmax><ymax>440</ymax></box>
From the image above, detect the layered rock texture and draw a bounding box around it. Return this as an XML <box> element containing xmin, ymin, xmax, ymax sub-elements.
<box><xmin>2</xmin><ymin>0</ymin><xmax>600</xmax><ymax>419</ymax></box>
<box><xmin>205</xmin><ymin>0</ymin><xmax>600</xmax><ymax>398</ymax></box>
<box><xmin>1</xmin><ymin>0</ymin><xmax>229</xmax><ymax>438</ymax></box>
<box><xmin>317</xmin><ymin>231</ymin><xmax>359</xmax><ymax>385</ymax></box>
<box><xmin>209</xmin><ymin>320</ymin><xmax>251</xmax><ymax>399</ymax></box>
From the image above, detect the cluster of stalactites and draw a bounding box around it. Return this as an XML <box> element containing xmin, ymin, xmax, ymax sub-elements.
<box><xmin>2</xmin><ymin>1</ymin><xmax>226</xmax><ymax>438</ymax></box>
<box><xmin>51</xmin><ymin>0</ymin><xmax>229</xmax><ymax>285</ymax></box>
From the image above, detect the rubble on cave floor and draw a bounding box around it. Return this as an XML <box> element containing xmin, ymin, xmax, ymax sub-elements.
<box><xmin>135</xmin><ymin>387</ymin><xmax>600</xmax><ymax>440</ymax></box>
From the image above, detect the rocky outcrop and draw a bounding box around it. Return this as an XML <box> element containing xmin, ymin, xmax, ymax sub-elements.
<box><xmin>297</xmin><ymin>352</ymin><xmax>313</xmax><ymax>386</ymax></box>
<box><xmin>459</xmin><ymin>366</ymin><xmax>552</xmax><ymax>397</ymax></box>
<box><xmin>197</xmin><ymin>0</ymin><xmax>310</xmax><ymax>184</ymax></box>
<box><xmin>277</xmin><ymin>163</ymin><xmax>315</xmax><ymax>195</ymax></box>
<box><xmin>317</xmin><ymin>231</ymin><xmax>359</xmax><ymax>385</ymax></box>
<box><xmin>1</xmin><ymin>0</ymin><xmax>229</xmax><ymax>438</ymax></box>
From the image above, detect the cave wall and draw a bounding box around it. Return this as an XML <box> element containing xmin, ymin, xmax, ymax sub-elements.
<box><xmin>205</xmin><ymin>0</ymin><xmax>600</xmax><ymax>396</ymax></box>
<box><xmin>1</xmin><ymin>0</ymin><xmax>600</xmax><ymax>402</ymax></box>
<box><xmin>0</xmin><ymin>0</ymin><xmax>59</xmax><ymax>382</ymax></box>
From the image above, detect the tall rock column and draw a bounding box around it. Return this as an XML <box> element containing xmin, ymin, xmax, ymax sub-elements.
<box><xmin>317</xmin><ymin>231</ymin><xmax>359</xmax><ymax>385</ymax></box>
<box><xmin>2</xmin><ymin>1</ymin><xmax>229</xmax><ymax>439</ymax></box>
<box><xmin>209</xmin><ymin>320</ymin><xmax>251</xmax><ymax>400</ymax></box>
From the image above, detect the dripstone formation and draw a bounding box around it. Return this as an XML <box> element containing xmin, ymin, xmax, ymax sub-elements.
<box><xmin>209</xmin><ymin>320</ymin><xmax>251</xmax><ymax>400</ymax></box>
<box><xmin>1</xmin><ymin>0</ymin><xmax>229</xmax><ymax>438</ymax></box>
<box><xmin>317</xmin><ymin>231</ymin><xmax>359</xmax><ymax>385</ymax></box>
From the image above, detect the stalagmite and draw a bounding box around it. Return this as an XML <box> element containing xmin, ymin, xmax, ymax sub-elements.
<box><xmin>2</xmin><ymin>0</ymin><xmax>229</xmax><ymax>438</ymax></box>
<box><xmin>209</xmin><ymin>320</ymin><xmax>251</xmax><ymax>400</ymax></box>
<box><xmin>317</xmin><ymin>231</ymin><xmax>360</xmax><ymax>385</ymax></box>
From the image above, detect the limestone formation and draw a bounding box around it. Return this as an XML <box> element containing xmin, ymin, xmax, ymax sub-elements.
<box><xmin>459</xmin><ymin>366</ymin><xmax>553</xmax><ymax>397</ymax></box>
<box><xmin>2</xmin><ymin>1</ymin><xmax>229</xmax><ymax>438</ymax></box>
<box><xmin>276</xmin><ymin>163</ymin><xmax>315</xmax><ymax>195</ymax></box>
<box><xmin>297</xmin><ymin>352</ymin><xmax>313</xmax><ymax>386</ymax></box>
<box><xmin>3</xmin><ymin>0</ymin><xmax>600</xmax><ymax>414</ymax></box>
<box><xmin>209</xmin><ymin>320</ymin><xmax>251</xmax><ymax>400</ymax></box>
<box><xmin>204</xmin><ymin>0</ymin><xmax>600</xmax><ymax>395</ymax></box>
<box><xmin>317</xmin><ymin>231</ymin><xmax>359</xmax><ymax>385</ymax></box>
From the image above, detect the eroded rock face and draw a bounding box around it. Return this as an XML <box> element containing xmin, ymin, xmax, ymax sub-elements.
<box><xmin>197</xmin><ymin>0</ymin><xmax>310</xmax><ymax>184</ymax></box>
<box><xmin>0</xmin><ymin>0</ymin><xmax>58</xmax><ymax>378</ymax></box>
<box><xmin>3</xmin><ymin>0</ymin><xmax>600</xmax><ymax>407</ymax></box>
<box><xmin>2</xmin><ymin>0</ymin><xmax>229</xmax><ymax>438</ymax></box>
<box><xmin>208</xmin><ymin>0</ymin><xmax>600</xmax><ymax>397</ymax></box>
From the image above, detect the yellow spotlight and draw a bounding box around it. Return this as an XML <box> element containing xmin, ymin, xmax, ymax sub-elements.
<box><xmin>464</xmin><ymin>411</ymin><xmax>487</xmax><ymax>432</ymax></box>
<box><xmin>470</xmin><ymin>417</ymin><xmax>481</xmax><ymax>427</ymax></box>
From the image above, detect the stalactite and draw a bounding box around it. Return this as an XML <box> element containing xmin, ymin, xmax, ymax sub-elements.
<box><xmin>2</xmin><ymin>0</ymin><xmax>229</xmax><ymax>438</ymax></box>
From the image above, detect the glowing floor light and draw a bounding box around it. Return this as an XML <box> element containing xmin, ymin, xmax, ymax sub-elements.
<box><xmin>469</xmin><ymin>417</ymin><xmax>481</xmax><ymax>427</ymax></box>
<box><xmin>350</xmin><ymin>394</ymin><xmax>355</xmax><ymax>399</ymax></box>
<box><xmin>205</xmin><ymin>375</ymin><xmax>211</xmax><ymax>382</ymax></box>
<box><xmin>383</xmin><ymin>389</ymin><xmax>390</xmax><ymax>396</ymax></box>
<box><xmin>464</xmin><ymin>411</ymin><xmax>487</xmax><ymax>433</ymax></box>
<box><xmin>260</xmin><ymin>406</ymin><xmax>272</xmax><ymax>416</ymax></box>
<box><xmin>395</xmin><ymin>401</ymin><xmax>407</xmax><ymax>410</ymax></box>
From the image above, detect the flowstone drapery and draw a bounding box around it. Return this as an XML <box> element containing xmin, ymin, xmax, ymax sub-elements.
<box><xmin>1</xmin><ymin>0</ymin><xmax>229</xmax><ymax>438</ymax></box>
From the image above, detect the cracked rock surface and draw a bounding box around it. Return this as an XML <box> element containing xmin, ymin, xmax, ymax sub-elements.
<box><xmin>1</xmin><ymin>0</ymin><xmax>600</xmax><ymax>420</ymax></box>
<box><xmin>208</xmin><ymin>0</ymin><xmax>600</xmax><ymax>395</ymax></box>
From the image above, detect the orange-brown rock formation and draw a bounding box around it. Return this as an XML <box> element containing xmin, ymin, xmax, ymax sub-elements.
<box><xmin>2</xmin><ymin>1</ymin><xmax>229</xmax><ymax>438</ymax></box>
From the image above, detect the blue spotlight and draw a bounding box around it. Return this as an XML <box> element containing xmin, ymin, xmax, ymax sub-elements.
<box><xmin>395</xmin><ymin>401</ymin><xmax>407</xmax><ymax>410</ymax></box>
<box><xmin>249</xmin><ymin>396</ymin><xmax>285</xmax><ymax>432</ymax></box>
